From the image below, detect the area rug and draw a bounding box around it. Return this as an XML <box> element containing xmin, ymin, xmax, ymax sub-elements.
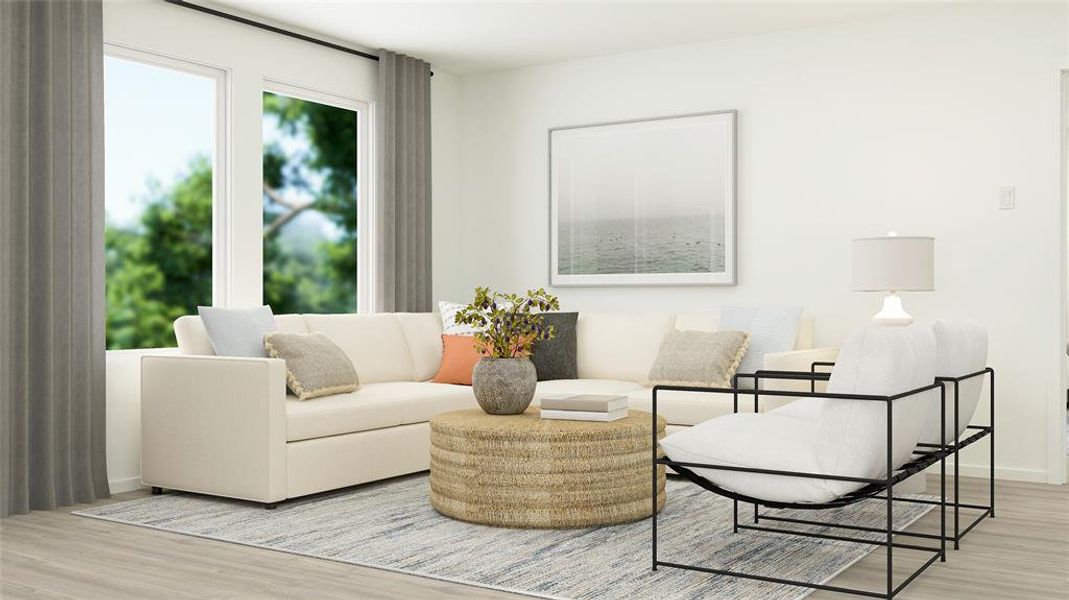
<box><xmin>74</xmin><ymin>475</ymin><xmax>934</xmax><ymax>600</ymax></box>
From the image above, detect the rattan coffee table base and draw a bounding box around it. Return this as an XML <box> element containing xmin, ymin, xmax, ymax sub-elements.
<box><xmin>429</xmin><ymin>408</ymin><xmax>666</xmax><ymax>529</ymax></box>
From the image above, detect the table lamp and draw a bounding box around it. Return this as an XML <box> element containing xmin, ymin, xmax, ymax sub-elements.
<box><xmin>852</xmin><ymin>233</ymin><xmax>934</xmax><ymax>326</ymax></box>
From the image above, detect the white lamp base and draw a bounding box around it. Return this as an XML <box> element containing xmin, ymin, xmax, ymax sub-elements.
<box><xmin>872</xmin><ymin>292</ymin><xmax>913</xmax><ymax>326</ymax></box>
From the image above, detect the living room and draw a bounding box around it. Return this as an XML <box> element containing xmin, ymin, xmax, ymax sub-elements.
<box><xmin>2</xmin><ymin>1</ymin><xmax>1067</xmax><ymax>599</ymax></box>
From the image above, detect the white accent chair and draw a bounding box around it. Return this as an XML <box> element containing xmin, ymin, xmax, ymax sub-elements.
<box><xmin>654</xmin><ymin>324</ymin><xmax>953</xmax><ymax>599</ymax></box>
<box><xmin>660</xmin><ymin>324</ymin><xmax>939</xmax><ymax>504</ymax></box>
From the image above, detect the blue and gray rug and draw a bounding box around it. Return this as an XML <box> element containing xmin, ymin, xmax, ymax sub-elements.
<box><xmin>75</xmin><ymin>475</ymin><xmax>934</xmax><ymax>599</ymax></box>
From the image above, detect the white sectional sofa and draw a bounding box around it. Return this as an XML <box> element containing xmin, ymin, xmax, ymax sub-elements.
<box><xmin>141</xmin><ymin>311</ymin><xmax>836</xmax><ymax>505</ymax></box>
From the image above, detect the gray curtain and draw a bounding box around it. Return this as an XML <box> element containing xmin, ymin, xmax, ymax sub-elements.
<box><xmin>0</xmin><ymin>0</ymin><xmax>110</xmax><ymax>517</ymax></box>
<box><xmin>375</xmin><ymin>50</ymin><xmax>432</xmax><ymax>312</ymax></box>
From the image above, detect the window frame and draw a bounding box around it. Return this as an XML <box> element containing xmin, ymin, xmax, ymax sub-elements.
<box><xmin>103</xmin><ymin>42</ymin><xmax>232</xmax><ymax>309</ymax></box>
<box><xmin>261</xmin><ymin>79</ymin><xmax>372</xmax><ymax>313</ymax></box>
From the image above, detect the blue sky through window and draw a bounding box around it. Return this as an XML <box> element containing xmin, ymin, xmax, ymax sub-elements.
<box><xmin>104</xmin><ymin>55</ymin><xmax>213</xmax><ymax>228</ymax></box>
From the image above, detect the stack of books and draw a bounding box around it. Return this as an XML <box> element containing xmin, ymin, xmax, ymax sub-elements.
<box><xmin>540</xmin><ymin>394</ymin><xmax>628</xmax><ymax>422</ymax></box>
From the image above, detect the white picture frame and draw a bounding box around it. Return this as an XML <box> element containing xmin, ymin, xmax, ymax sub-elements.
<box><xmin>549</xmin><ymin>110</ymin><xmax>736</xmax><ymax>287</ymax></box>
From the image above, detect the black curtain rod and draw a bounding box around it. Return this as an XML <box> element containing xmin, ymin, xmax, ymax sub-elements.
<box><xmin>163</xmin><ymin>0</ymin><xmax>380</xmax><ymax>62</ymax></box>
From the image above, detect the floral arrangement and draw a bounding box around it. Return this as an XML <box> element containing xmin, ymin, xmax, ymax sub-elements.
<box><xmin>454</xmin><ymin>287</ymin><xmax>560</xmax><ymax>359</ymax></box>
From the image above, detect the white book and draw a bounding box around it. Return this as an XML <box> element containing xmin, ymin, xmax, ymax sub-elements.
<box><xmin>540</xmin><ymin>408</ymin><xmax>628</xmax><ymax>422</ymax></box>
<box><xmin>540</xmin><ymin>394</ymin><xmax>628</xmax><ymax>412</ymax></box>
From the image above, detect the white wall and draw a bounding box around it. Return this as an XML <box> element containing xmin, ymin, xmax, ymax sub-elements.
<box><xmin>101</xmin><ymin>0</ymin><xmax>463</xmax><ymax>492</ymax></box>
<box><xmin>443</xmin><ymin>4</ymin><xmax>1069</xmax><ymax>482</ymax></box>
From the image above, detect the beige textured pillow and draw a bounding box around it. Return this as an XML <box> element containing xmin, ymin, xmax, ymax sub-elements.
<box><xmin>264</xmin><ymin>332</ymin><xmax>360</xmax><ymax>400</ymax></box>
<box><xmin>645</xmin><ymin>330</ymin><xmax>750</xmax><ymax>388</ymax></box>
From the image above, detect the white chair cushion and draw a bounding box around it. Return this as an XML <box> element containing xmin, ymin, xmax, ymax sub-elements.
<box><xmin>575</xmin><ymin>313</ymin><xmax>675</xmax><ymax>381</ymax></box>
<box><xmin>302</xmin><ymin>314</ymin><xmax>416</xmax><ymax>383</ymax></box>
<box><xmin>659</xmin><ymin>412</ymin><xmax>842</xmax><ymax>503</ymax></box>
<box><xmin>922</xmin><ymin>319</ymin><xmax>988</xmax><ymax>444</ymax></box>
<box><xmin>286</xmin><ymin>382</ymin><xmax>476</xmax><ymax>442</ymax></box>
<box><xmin>818</xmin><ymin>325</ymin><xmax>937</xmax><ymax>484</ymax></box>
<box><xmin>661</xmin><ymin>324</ymin><xmax>937</xmax><ymax>505</ymax></box>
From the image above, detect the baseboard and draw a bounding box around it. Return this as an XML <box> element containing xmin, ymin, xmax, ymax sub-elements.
<box><xmin>924</xmin><ymin>462</ymin><xmax>1049</xmax><ymax>483</ymax></box>
<box><xmin>108</xmin><ymin>476</ymin><xmax>145</xmax><ymax>494</ymax></box>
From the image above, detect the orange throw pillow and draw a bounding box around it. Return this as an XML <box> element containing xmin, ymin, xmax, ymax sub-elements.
<box><xmin>432</xmin><ymin>335</ymin><xmax>484</xmax><ymax>385</ymax></box>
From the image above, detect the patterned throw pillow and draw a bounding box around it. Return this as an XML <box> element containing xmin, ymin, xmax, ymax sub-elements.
<box><xmin>264</xmin><ymin>332</ymin><xmax>360</xmax><ymax>400</ymax></box>
<box><xmin>438</xmin><ymin>299</ymin><xmax>517</xmax><ymax>336</ymax></box>
<box><xmin>438</xmin><ymin>300</ymin><xmax>481</xmax><ymax>335</ymax></box>
<box><xmin>645</xmin><ymin>330</ymin><xmax>750</xmax><ymax>388</ymax></box>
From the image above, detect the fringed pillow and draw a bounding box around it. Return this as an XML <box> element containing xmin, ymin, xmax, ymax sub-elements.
<box><xmin>645</xmin><ymin>330</ymin><xmax>750</xmax><ymax>388</ymax></box>
<box><xmin>264</xmin><ymin>332</ymin><xmax>360</xmax><ymax>400</ymax></box>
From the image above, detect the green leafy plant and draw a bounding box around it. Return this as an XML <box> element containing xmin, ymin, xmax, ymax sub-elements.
<box><xmin>455</xmin><ymin>287</ymin><xmax>561</xmax><ymax>359</ymax></box>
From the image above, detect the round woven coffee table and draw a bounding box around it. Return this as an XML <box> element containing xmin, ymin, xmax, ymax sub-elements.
<box><xmin>429</xmin><ymin>408</ymin><xmax>665</xmax><ymax>529</ymax></box>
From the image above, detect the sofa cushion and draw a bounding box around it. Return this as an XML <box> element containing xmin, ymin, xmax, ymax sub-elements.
<box><xmin>576</xmin><ymin>313</ymin><xmax>675</xmax><ymax>381</ymax></box>
<box><xmin>302</xmin><ymin>314</ymin><xmax>416</xmax><ymax>383</ymax></box>
<box><xmin>286</xmin><ymin>382</ymin><xmax>477</xmax><ymax>442</ymax></box>
<box><xmin>395</xmin><ymin>312</ymin><xmax>444</xmax><ymax>381</ymax></box>
<box><xmin>673</xmin><ymin>312</ymin><xmax>722</xmax><ymax>332</ymax></box>
<box><xmin>626</xmin><ymin>388</ymin><xmax>744</xmax><ymax>426</ymax></box>
<box><xmin>174</xmin><ymin>313</ymin><xmax>307</xmax><ymax>355</ymax></box>
<box><xmin>674</xmin><ymin>311</ymin><xmax>814</xmax><ymax>351</ymax></box>
<box><xmin>534</xmin><ymin>380</ymin><xmax>742</xmax><ymax>426</ymax></box>
<box><xmin>533</xmin><ymin>379</ymin><xmax>644</xmax><ymax>399</ymax></box>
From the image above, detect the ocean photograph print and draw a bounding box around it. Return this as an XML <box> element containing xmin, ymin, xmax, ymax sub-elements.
<box><xmin>549</xmin><ymin>110</ymin><xmax>736</xmax><ymax>286</ymax></box>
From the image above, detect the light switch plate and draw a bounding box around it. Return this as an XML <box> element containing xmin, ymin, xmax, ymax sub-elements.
<box><xmin>998</xmin><ymin>186</ymin><xmax>1015</xmax><ymax>210</ymax></box>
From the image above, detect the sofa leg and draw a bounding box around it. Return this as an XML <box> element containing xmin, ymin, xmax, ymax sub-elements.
<box><xmin>151</xmin><ymin>486</ymin><xmax>163</xmax><ymax>496</ymax></box>
<box><xmin>263</xmin><ymin>502</ymin><xmax>279</xmax><ymax>510</ymax></box>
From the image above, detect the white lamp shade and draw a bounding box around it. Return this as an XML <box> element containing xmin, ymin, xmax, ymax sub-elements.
<box><xmin>852</xmin><ymin>236</ymin><xmax>934</xmax><ymax>292</ymax></box>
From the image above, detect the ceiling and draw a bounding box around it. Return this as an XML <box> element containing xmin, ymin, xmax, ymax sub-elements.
<box><xmin>207</xmin><ymin>1</ymin><xmax>928</xmax><ymax>75</ymax></box>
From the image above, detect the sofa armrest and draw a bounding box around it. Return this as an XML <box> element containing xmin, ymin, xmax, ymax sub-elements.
<box><xmin>758</xmin><ymin>347</ymin><xmax>840</xmax><ymax>410</ymax></box>
<box><xmin>141</xmin><ymin>354</ymin><xmax>288</xmax><ymax>503</ymax></box>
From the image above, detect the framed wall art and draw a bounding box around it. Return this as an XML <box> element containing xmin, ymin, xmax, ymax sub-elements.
<box><xmin>549</xmin><ymin>110</ymin><xmax>736</xmax><ymax>286</ymax></box>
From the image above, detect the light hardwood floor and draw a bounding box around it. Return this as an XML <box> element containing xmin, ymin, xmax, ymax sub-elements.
<box><xmin>2</xmin><ymin>476</ymin><xmax>1067</xmax><ymax>599</ymax></box>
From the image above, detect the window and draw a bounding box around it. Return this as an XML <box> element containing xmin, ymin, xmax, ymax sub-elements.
<box><xmin>104</xmin><ymin>51</ymin><xmax>221</xmax><ymax>349</ymax></box>
<box><xmin>262</xmin><ymin>88</ymin><xmax>361</xmax><ymax>314</ymax></box>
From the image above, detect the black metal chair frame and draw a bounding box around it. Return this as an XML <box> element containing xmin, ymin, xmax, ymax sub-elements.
<box><xmin>650</xmin><ymin>365</ymin><xmax>995</xmax><ymax>599</ymax></box>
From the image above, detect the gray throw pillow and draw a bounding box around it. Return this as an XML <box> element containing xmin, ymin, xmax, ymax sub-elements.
<box><xmin>530</xmin><ymin>312</ymin><xmax>578</xmax><ymax>381</ymax></box>
<box><xmin>198</xmin><ymin>305</ymin><xmax>278</xmax><ymax>357</ymax></box>
<box><xmin>264</xmin><ymin>332</ymin><xmax>360</xmax><ymax>400</ymax></box>
<box><xmin>645</xmin><ymin>330</ymin><xmax>750</xmax><ymax>388</ymax></box>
